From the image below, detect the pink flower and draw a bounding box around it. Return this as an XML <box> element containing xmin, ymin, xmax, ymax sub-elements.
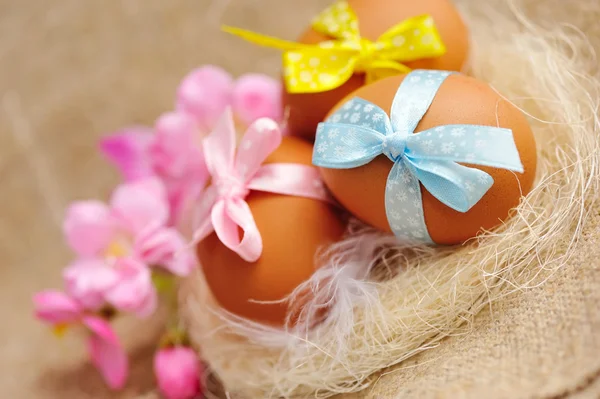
<box><xmin>135</xmin><ymin>224</ymin><xmax>193</xmax><ymax>276</ymax></box>
<box><xmin>154</xmin><ymin>346</ymin><xmax>202</xmax><ymax>399</ymax></box>
<box><xmin>177</xmin><ymin>65</ymin><xmax>234</xmax><ymax>132</ymax></box>
<box><xmin>149</xmin><ymin>112</ymin><xmax>209</xmax><ymax>224</ymax></box>
<box><xmin>150</xmin><ymin>112</ymin><xmax>205</xmax><ymax>181</ymax></box>
<box><xmin>110</xmin><ymin>177</ymin><xmax>169</xmax><ymax>233</ymax></box>
<box><xmin>64</xmin><ymin>258</ymin><xmax>156</xmax><ymax>317</ymax></box>
<box><xmin>99</xmin><ymin>127</ymin><xmax>155</xmax><ymax>181</ymax></box>
<box><xmin>34</xmin><ymin>290</ymin><xmax>84</xmax><ymax>324</ymax></box>
<box><xmin>177</xmin><ymin>66</ymin><xmax>283</xmax><ymax>130</ymax></box>
<box><xmin>63</xmin><ymin>259</ymin><xmax>120</xmax><ymax>311</ymax></box>
<box><xmin>100</xmin><ymin>119</ymin><xmax>208</xmax><ymax>226</ymax></box>
<box><xmin>62</xmin><ymin>178</ymin><xmax>194</xmax><ymax>314</ymax></box>
<box><xmin>231</xmin><ymin>73</ymin><xmax>282</xmax><ymax>126</ymax></box>
<box><xmin>63</xmin><ymin>200</ymin><xmax>114</xmax><ymax>258</ymax></box>
<box><xmin>100</xmin><ymin>65</ymin><xmax>281</xmax><ymax>226</ymax></box>
<box><xmin>33</xmin><ymin>291</ymin><xmax>128</xmax><ymax>390</ymax></box>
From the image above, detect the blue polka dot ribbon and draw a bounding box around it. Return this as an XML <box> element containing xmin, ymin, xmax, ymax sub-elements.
<box><xmin>312</xmin><ymin>70</ymin><xmax>525</xmax><ymax>243</ymax></box>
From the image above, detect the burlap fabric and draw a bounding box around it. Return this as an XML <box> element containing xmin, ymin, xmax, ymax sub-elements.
<box><xmin>1</xmin><ymin>1</ymin><xmax>598</xmax><ymax>398</ymax></box>
<box><xmin>341</xmin><ymin>222</ymin><xmax>600</xmax><ymax>399</ymax></box>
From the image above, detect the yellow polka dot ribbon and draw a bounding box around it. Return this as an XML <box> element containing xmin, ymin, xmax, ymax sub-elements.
<box><xmin>223</xmin><ymin>1</ymin><xmax>446</xmax><ymax>93</ymax></box>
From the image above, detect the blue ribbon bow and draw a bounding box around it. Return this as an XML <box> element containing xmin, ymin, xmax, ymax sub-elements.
<box><xmin>313</xmin><ymin>70</ymin><xmax>524</xmax><ymax>243</ymax></box>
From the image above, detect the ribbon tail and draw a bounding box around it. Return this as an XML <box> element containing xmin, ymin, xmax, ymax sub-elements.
<box><xmin>190</xmin><ymin>187</ymin><xmax>218</xmax><ymax>245</ymax></box>
<box><xmin>408</xmin><ymin>157</ymin><xmax>493</xmax><ymax>213</ymax></box>
<box><xmin>407</xmin><ymin>125</ymin><xmax>524</xmax><ymax>173</ymax></box>
<box><xmin>312</xmin><ymin>122</ymin><xmax>385</xmax><ymax>169</ymax></box>
<box><xmin>211</xmin><ymin>199</ymin><xmax>263</xmax><ymax>263</ymax></box>
<box><xmin>385</xmin><ymin>161</ymin><xmax>433</xmax><ymax>243</ymax></box>
<box><xmin>325</xmin><ymin>97</ymin><xmax>392</xmax><ymax>132</ymax></box>
<box><xmin>284</xmin><ymin>52</ymin><xmax>358</xmax><ymax>93</ymax></box>
<box><xmin>390</xmin><ymin>70</ymin><xmax>452</xmax><ymax>133</ymax></box>
<box><xmin>222</xmin><ymin>26</ymin><xmax>302</xmax><ymax>51</ymax></box>
<box><xmin>247</xmin><ymin>164</ymin><xmax>336</xmax><ymax>204</ymax></box>
<box><xmin>191</xmin><ymin>219</ymin><xmax>215</xmax><ymax>246</ymax></box>
<box><xmin>235</xmin><ymin>118</ymin><xmax>283</xmax><ymax>180</ymax></box>
<box><xmin>365</xmin><ymin>60</ymin><xmax>412</xmax><ymax>84</ymax></box>
<box><xmin>311</xmin><ymin>0</ymin><xmax>360</xmax><ymax>41</ymax></box>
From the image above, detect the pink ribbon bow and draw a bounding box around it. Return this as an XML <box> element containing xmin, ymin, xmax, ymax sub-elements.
<box><xmin>192</xmin><ymin>108</ymin><xmax>332</xmax><ymax>262</ymax></box>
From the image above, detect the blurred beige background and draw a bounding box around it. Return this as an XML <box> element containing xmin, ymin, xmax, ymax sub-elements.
<box><xmin>0</xmin><ymin>1</ymin><xmax>328</xmax><ymax>397</ymax></box>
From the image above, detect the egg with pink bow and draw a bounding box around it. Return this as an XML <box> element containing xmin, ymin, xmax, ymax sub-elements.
<box><xmin>194</xmin><ymin>111</ymin><xmax>346</xmax><ymax>327</ymax></box>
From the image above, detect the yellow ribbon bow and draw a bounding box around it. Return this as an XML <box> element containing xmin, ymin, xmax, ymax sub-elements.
<box><xmin>223</xmin><ymin>1</ymin><xmax>446</xmax><ymax>94</ymax></box>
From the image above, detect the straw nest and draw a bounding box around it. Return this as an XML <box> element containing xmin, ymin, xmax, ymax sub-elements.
<box><xmin>182</xmin><ymin>0</ymin><xmax>600</xmax><ymax>397</ymax></box>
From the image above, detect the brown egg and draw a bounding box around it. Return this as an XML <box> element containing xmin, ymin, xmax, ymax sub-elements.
<box><xmin>285</xmin><ymin>0</ymin><xmax>470</xmax><ymax>140</ymax></box>
<box><xmin>319</xmin><ymin>73</ymin><xmax>537</xmax><ymax>245</ymax></box>
<box><xmin>197</xmin><ymin>137</ymin><xmax>346</xmax><ymax>326</ymax></box>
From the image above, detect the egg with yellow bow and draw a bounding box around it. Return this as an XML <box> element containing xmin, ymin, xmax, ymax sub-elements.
<box><xmin>225</xmin><ymin>0</ymin><xmax>469</xmax><ymax>139</ymax></box>
<box><xmin>285</xmin><ymin>0</ymin><xmax>470</xmax><ymax>139</ymax></box>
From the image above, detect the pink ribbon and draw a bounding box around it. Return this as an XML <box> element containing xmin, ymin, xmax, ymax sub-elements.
<box><xmin>192</xmin><ymin>108</ymin><xmax>333</xmax><ymax>262</ymax></box>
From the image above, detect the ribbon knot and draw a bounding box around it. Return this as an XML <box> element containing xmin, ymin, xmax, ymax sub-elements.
<box><xmin>382</xmin><ymin>131</ymin><xmax>408</xmax><ymax>162</ymax></box>
<box><xmin>354</xmin><ymin>38</ymin><xmax>379</xmax><ymax>71</ymax></box>
<box><xmin>223</xmin><ymin>1</ymin><xmax>446</xmax><ymax>93</ymax></box>
<box><xmin>312</xmin><ymin>70</ymin><xmax>525</xmax><ymax>244</ymax></box>
<box><xmin>214</xmin><ymin>174</ymin><xmax>249</xmax><ymax>200</ymax></box>
<box><xmin>192</xmin><ymin>109</ymin><xmax>333</xmax><ymax>262</ymax></box>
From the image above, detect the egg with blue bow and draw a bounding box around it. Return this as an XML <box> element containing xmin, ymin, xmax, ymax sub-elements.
<box><xmin>312</xmin><ymin>70</ymin><xmax>537</xmax><ymax>245</ymax></box>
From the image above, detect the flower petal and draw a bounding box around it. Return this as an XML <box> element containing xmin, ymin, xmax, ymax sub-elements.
<box><xmin>154</xmin><ymin>347</ymin><xmax>201</xmax><ymax>399</ymax></box>
<box><xmin>177</xmin><ymin>65</ymin><xmax>234</xmax><ymax>131</ymax></box>
<box><xmin>64</xmin><ymin>259</ymin><xmax>120</xmax><ymax>310</ymax></box>
<box><xmin>134</xmin><ymin>226</ymin><xmax>194</xmax><ymax>276</ymax></box>
<box><xmin>232</xmin><ymin>74</ymin><xmax>283</xmax><ymax>126</ymax></box>
<box><xmin>99</xmin><ymin>127</ymin><xmax>155</xmax><ymax>181</ymax></box>
<box><xmin>63</xmin><ymin>201</ymin><xmax>113</xmax><ymax>257</ymax></box>
<box><xmin>33</xmin><ymin>290</ymin><xmax>83</xmax><ymax>324</ymax></box>
<box><xmin>83</xmin><ymin>316</ymin><xmax>129</xmax><ymax>390</ymax></box>
<box><xmin>163</xmin><ymin>246</ymin><xmax>195</xmax><ymax>277</ymax></box>
<box><xmin>104</xmin><ymin>258</ymin><xmax>157</xmax><ymax>318</ymax></box>
<box><xmin>110</xmin><ymin>177</ymin><xmax>169</xmax><ymax>234</ymax></box>
<box><xmin>150</xmin><ymin>112</ymin><xmax>206</xmax><ymax>180</ymax></box>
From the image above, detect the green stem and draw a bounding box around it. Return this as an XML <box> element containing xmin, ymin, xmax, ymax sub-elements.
<box><xmin>152</xmin><ymin>269</ymin><xmax>190</xmax><ymax>348</ymax></box>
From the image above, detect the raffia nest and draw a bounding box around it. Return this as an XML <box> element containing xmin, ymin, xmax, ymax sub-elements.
<box><xmin>181</xmin><ymin>0</ymin><xmax>600</xmax><ymax>397</ymax></box>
